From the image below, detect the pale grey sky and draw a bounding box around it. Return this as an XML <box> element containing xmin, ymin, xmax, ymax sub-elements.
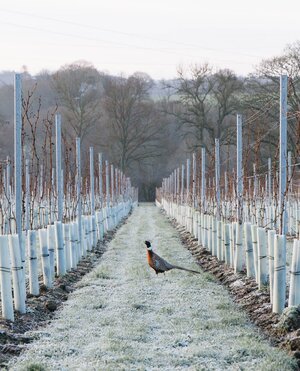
<box><xmin>0</xmin><ymin>0</ymin><xmax>299</xmax><ymax>79</ymax></box>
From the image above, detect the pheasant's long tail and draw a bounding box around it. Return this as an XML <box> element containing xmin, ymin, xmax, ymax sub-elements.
<box><xmin>172</xmin><ymin>265</ymin><xmax>201</xmax><ymax>274</ymax></box>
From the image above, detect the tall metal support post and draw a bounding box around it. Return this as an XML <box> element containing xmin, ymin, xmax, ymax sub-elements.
<box><xmin>181</xmin><ymin>164</ymin><xmax>185</xmax><ymax>204</ymax></box>
<box><xmin>106</xmin><ymin>160</ymin><xmax>110</xmax><ymax>206</ymax></box>
<box><xmin>6</xmin><ymin>157</ymin><xmax>11</xmax><ymax>221</ymax></box>
<box><xmin>76</xmin><ymin>138</ymin><xmax>82</xmax><ymax>248</ymax></box>
<box><xmin>14</xmin><ymin>74</ymin><xmax>22</xmax><ymax>248</ymax></box>
<box><xmin>201</xmin><ymin>147</ymin><xmax>206</xmax><ymax>211</ymax></box>
<box><xmin>115</xmin><ymin>168</ymin><xmax>118</xmax><ymax>201</ymax></box>
<box><xmin>25</xmin><ymin>159</ymin><xmax>30</xmax><ymax>231</ymax></box>
<box><xmin>55</xmin><ymin>114</ymin><xmax>63</xmax><ymax>222</ymax></box>
<box><xmin>235</xmin><ymin>114</ymin><xmax>244</xmax><ymax>272</ymax></box>
<box><xmin>237</xmin><ymin>114</ymin><xmax>243</xmax><ymax>224</ymax></box>
<box><xmin>215</xmin><ymin>139</ymin><xmax>220</xmax><ymax>220</ymax></box>
<box><xmin>110</xmin><ymin>164</ymin><xmax>114</xmax><ymax>204</ymax></box>
<box><xmin>272</xmin><ymin>75</ymin><xmax>288</xmax><ymax>314</ymax></box>
<box><xmin>279</xmin><ymin>75</ymin><xmax>288</xmax><ymax>235</ymax></box>
<box><xmin>14</xmin><ymin>73</ymin><xmax>26</xmax><ymax>313</ymax></box>
<box><xmin>268</xmin><ymin>157</ymin><xmax>273</xmax><ymax>227</ymax></box>
<box><xmin>173</xmin><ymin>170</ymin><xmax>177</xmax><ymax>201</ymax></box>
<box><xmin>89</xmin><ymin>147</ymin><xmax>95</xmax><ymax>215</ymax></box>
<box><xmin>192</xmin><ymin>152</ymin><xmax>196</xmax><ymax>208</ymax></box>
<box><xmin>173</xmin><ymin>171</ymin><xmax>176</xmax><ymax>200</ymax></box>
<box><xmin>173</xmin><ymin>172</ymin><xmax>175</xmax><ymax>198</ymax></box>
<box><xmin>186</xmin><ymin>158</ymin><xmax>190</xmax><ymax>204</ymax></box>
<box><xmin>224</xmin><ymin>171</ymin><xmax>228</xmax><ymax>199</ymax></box>
<box><xmin>215</xmin><ymin>139</ymin><xmax>222</xmax><ymax>260</ymax></box>
<box><xmin>98</xmin><ymin>153</ymin><xmax>103</xmax><ymax>206</ymax></box>
<box><xmin>175</xmin><ymin>169</ymin><xmax>178</xmax><ymax>201</ymax></box>
<box><xmin>176</xmin><ymin>167</ymin><xmax>180</xmax><ymax>203</ymax></box>
<box><xmin>6</xmin><ymin>157</ymin><xmax>10</xmax><ymax>195</ymax></box>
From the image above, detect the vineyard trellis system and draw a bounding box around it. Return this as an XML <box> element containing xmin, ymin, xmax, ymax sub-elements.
<box><xmin>156</xmin><ymin>75</ymin><xmax>300</xmax><ymax>315</ymax></box>
<box><xmin>0</xmin><ymin>74</ymin><xmax>138</xmax><ymax>322</ymax></box>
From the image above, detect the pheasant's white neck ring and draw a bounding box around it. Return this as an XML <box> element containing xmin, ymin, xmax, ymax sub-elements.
<box><xmin>147</xmin><ymin>246</ymin><xmax>152</xmax><ymax>251</ymax></box>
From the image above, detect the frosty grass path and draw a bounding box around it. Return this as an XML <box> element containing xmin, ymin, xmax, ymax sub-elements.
<box><xmin>10</xmin><ymin>204</ymin><xmax>295</xmax><ymax>370</ymax></box>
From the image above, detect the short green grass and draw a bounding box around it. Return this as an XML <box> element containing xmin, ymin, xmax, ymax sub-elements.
<box><xmin>25</xmin><ymin>364</ymin><xmax>47</xmax><ymax>371</ymax></box>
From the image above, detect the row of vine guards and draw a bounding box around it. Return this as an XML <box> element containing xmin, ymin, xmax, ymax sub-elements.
<box><xmin>0</xmin><ymin>74</ymin><xmax>138</xmax><ymax>321</ymax></box>
<box><xmin>157</xmin><ymin>75</ymin><xmax>300</xmax><ymax>315</ymax></box>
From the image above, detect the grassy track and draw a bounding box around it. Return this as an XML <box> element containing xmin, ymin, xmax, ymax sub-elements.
<box><xmin>10</xmin><ymin>204</ymin><xmax>296</xmax><ymax>370</ymax></box>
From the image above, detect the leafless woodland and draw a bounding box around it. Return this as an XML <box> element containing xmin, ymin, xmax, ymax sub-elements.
<box><xmin>1</xmin><ymin>42</ymin><xmax>300</xmax><ymax>200</ymax></box>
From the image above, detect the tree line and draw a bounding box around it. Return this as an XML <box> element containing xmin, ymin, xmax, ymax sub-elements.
<box><xmin>0</xmin><ymin>41</ymin><xmax>300</xmax><ymax>200</ymax></box>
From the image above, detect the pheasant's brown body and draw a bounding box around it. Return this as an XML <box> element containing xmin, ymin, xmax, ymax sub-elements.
<box><xmin>147</xmin><ymin>250</ymin><xmax>154</xmax><ymax>268</ymax></box>
<box><xmin>147</xmin><ymin>250</ymin><xmax>173</xmax><ymax>274</ymax></box>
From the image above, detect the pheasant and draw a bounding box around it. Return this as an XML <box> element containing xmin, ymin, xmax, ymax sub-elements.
<box><xmin>144</xmin><ymin>241</ymin><xmax>200</xmax><ymax>275</ymax></box>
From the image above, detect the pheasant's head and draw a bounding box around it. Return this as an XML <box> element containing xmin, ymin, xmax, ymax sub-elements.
<box><xmin>144</xmin><ymin>241</ymin><xmax>152</xmax><ymax>250</ymax></box>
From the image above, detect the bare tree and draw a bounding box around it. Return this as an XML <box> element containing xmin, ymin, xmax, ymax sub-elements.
<box><xmin>211</xmin><ymin>69</ymin><xmax>244</xmax><ymax>142</ymax></box>
<box><xmin>102</xmin><ymin>73</ymin><xmax>163</xmax><ymax>172</ymax></box>
<box><xmin>52</xmin><ymin>61</ymin><xmax>103</xmax><ymax>144</ymax></box>
<box><xmin>163</xmin><ymin>64</ymin><xmax>214</xmax><ymax>151</ymax></box>
<box><xmin>162</xmin><ymin>64</ymin><xmax>243</xmax><ymax>154</ymax></box>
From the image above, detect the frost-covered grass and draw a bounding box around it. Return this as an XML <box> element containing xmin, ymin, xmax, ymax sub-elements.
<box><xmin>9</xmin><ymin>204</ymin><xmax>297</xmax><ymax>370</ymax></box>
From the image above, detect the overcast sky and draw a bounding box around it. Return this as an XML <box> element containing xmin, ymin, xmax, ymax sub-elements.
<box><xmin>0</xmin><ymin>0</ymin><xmax>299</xmax><ymax>79</ymax></box>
